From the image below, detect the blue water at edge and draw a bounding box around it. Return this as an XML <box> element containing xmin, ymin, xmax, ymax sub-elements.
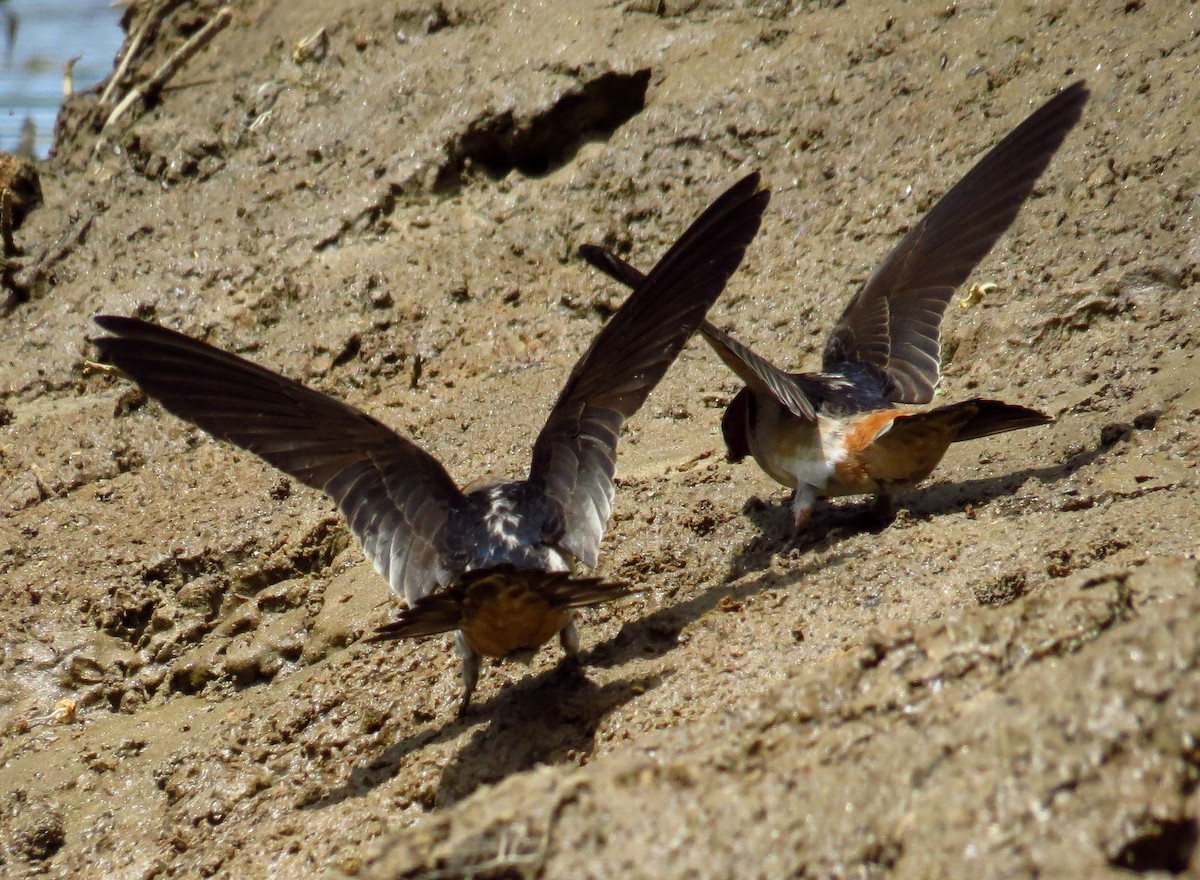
<box><xmin>0</xmin><ymin>0</ymin><xmax>125</xmax><ymax>158</ymax></box>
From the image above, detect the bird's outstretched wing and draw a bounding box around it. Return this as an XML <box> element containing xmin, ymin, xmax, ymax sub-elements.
<box><xmin>823</xmin><ymin>80</ymin><xmax>1089</xmax><ymax>403</ymax></box>
<box><xmin>529</xmin><ymin>173</ymin><xmax>770</xmax><ymax>567</ymax></box>
<box><xmin>579</xmin><ymin>244</ymin><xmax>815</xmax><ymax>421</ymax></box>
<box><xmin>93</xmin><ymin>315</ymin><xmax>465</xmax><ymax>603</ymax></box>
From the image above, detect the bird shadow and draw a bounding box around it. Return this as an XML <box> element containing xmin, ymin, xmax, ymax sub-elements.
<box><xmin>308</xmin><ymin>659</ymin><xmax>661</xmax><ymax>810</ymax></box>
<box><xmin>727</xmin><ymin>434</ymin><xmax>1114</xmax><ymax>572</ymax></box>
<box><xmin>579</xmin><ymin>548</ymin><xmax>855</xmax><ymax>673</ymax></box>
<box><xmin>307</xmin><ymin>440</ymin><xmax>1110</xmax><ymax>811</ymax></box>
<box><xmin>309</xmin><ymin>545</ymin><xmax>852</xmax><ymax>810</ymax></box>
<box><xmin>434</xmin><ymin>665</ymin><xmax>662</xmax><ymax>806</ymax></box>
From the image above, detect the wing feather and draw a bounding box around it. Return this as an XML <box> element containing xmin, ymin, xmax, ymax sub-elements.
<box><xmin>824</xmin><ymin>81</ymin><xmax>1089</xmax><ymax>403</ymax></box>
<box><xmin>92</xmin><ymin>315</ymin><xmax>464</xmax><ymax>603</ymax></box>
<box><xmin>578</xmin><ymin>244</ymin><xmax>816</xmax><ymax>422</ymax></box>
<box><xmin>530</xmin><ymin>173</ymin><xmax>770</xmax><ymax>566</ymax></box>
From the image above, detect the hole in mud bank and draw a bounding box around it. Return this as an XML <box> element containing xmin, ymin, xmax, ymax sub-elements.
<box><xmin>435</xmin><ymin>68</ymin><xmax>651</xmax><ymax>190</ymax></box>
<box><xmin>1110</xmin><ymin>816</ymin><xmax>1199</xmax><ymax>874</ymax></box>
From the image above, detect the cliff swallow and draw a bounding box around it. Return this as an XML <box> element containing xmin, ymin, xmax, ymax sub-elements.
<box><xmin>93</xmin><ymin>172</ymin><xmax>769</xmax><ymax>714</ymax></box>
<box><xmin>581</xmin><ymin>81</ymin><xmax>1088</xmax><ymax>534</ymax></box>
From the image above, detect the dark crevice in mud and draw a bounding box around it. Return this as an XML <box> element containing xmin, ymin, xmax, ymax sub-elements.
<box><xmin>433</xmin><ymin>68</ymin><xmax>651</xmax><ymax>191</ymax></box>
<box><xmin>314</xmin><ymin>68</ymin><xmax>651</xmax><ymax>250</ymax></box>
<box><xmin>1109</xmin><ymin>816</ymin><xmax>1199</xmax><ymax>875</ymax></box>
<box><xmin>139</xmin><ymin>547</ymin><xmax>230</xmax><ymax>588</ymax></box>
<box><xmin>101</xmin><ymin>590</ymin><xmax>158</xmax><ymax>642</ymax></box>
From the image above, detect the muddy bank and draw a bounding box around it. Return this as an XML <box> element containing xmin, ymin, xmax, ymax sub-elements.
<box><xmin>1</xmin><ymin>1</ymin><xmax>1197</xmax><ymax>877</ymax></box>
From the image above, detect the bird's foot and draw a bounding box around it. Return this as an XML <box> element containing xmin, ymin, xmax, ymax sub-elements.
<box><xmin>455</xmin><ymin>631</ymin><xmax>481</xmax><ymax>719</ymax></box>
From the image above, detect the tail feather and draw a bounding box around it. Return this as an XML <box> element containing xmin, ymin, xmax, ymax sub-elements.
<box><xmin>546</xmin><ymin>576</ymin><xmax>638</xmax><ymax>608</ymax></box>
<box><xmin>947</xmin><ymin>399</ymin><xmax>1053</xmax><ymax>443</ymax></box>
<box><xmin>368</xmin><ymin>595</ymin><xmax>464</xmax><ymax>640</ymax></box>
<box><xmin>367</xmin><ymin>567</ymin><xmax>633</xmax><ymax>642</ymax></box>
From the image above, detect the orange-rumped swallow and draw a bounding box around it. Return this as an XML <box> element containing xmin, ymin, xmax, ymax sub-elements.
<box><xmin>581</xmin><ymin>82</ymin><xmax>1088</xmax><ymax>534</ymax></box>
<box><xmin>93</xmin><ymin>172</ymin><xmax>770</xmax><ymax>715</ymax></box>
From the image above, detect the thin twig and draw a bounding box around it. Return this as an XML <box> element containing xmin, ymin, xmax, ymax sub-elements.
<box><xmin>62</xmin><ymin>54</ymin><xmax>82</xmax><ymax>98</ymax></box>
<box><xmin>98</xmin><ymin>0</ymin><xmax>186</xmax><ymax>106</ymax></box>
<box><xmin>93</xmin><ymin>6</ymin><xmax>233</xmax><ymax>158</ymax></box>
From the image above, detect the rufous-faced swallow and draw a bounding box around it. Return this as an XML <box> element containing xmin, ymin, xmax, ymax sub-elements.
<box><xmin>581</xmin><ymin>81</ymin><xmax>1088</xmax><ymax>534</ymax></box>
<box><xmin>93</xmin><ymin>172</ymin><xmax>770</xmax><ymax>714</ymax></box>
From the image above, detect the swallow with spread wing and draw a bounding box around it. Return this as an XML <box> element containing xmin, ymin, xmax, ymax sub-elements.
<box><xmin>94</xmin><ymin>172</ymin><xmax>770</xmax><ymax>715</ymax></box>
<box><xmin>581</xmin><ymin>82</ymin><xmax>1088</xmax><ymax>534</ymax></box>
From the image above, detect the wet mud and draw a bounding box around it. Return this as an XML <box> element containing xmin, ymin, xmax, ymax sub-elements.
<box><xmin>0</xmin><ymin>1</ymin><xmax>1197</xmax><ymax>877</ymax></box>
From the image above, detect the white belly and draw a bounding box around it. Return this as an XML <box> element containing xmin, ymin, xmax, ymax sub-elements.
<box><xmin>747</xmin><ymin>398</ymin><xmax>846</xmax><ymax>491</ymax></box>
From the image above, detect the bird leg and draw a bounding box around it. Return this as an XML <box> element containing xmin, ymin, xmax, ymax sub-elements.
<box><xmin>455</xmin><ymin>630</ymin><xmax>481</xmax><ymax>718</ymax></box>
<box><xmin>558</xmin><ymin>614</ymin><xmax>580</xmax><ymax>658</ymax></box>
<box><xmin>870</xmin><ymin>491</ymin><xmax>897</xmax><ymax>528</ymax></box>
<box><xmin>789</xmin><ymin>484</ymin><xmax>817</xmax><ymax>537</ymax></box>
<box><xmin>556</xmin><ymin>614</ymin><xmax>586</xmax><ymax>679</ymax></box>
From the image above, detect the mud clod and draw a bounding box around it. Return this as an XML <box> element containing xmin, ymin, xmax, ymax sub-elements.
<box><xmin>973</xmin><ymin>571</ymin><xmax>1030</xmax><ymax>606</ymax></box>
<box><xmin>7</xmin><ymin>805</ymin><xmax>65</xmax><ymax>862</ymax></box>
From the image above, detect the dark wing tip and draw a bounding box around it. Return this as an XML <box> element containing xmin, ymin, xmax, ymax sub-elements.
<box><xmin>823</xmin><ymin>79</ymin><xmax>1090</xmax><ymax>399</ymax></box>
<box><xmin>94</xmin><ymin>313</ymin><xmax>185</xmax><ymax>341</ymax></box>
<box><xmin>1049</xmin><ymin>79</ymin><xmax>1090</xmax><ymax>120</ymax></box>
<box><xmin>532</xmin><ymin>172</ymin><xmax>770</xmax><ymax>567</ymax></box>
<box><xmin>577</xmin><ymin>244</ymin><xmax>645</xmax><ymax>289</ymax></box>
<box><xmin>93</xmin><ymin>313</ymin><xmax>159</xmax><ymax>349</ymax></box>
<box><xmin>578</xmin><ymin>238</ymin><xmax>819</xmax><ymax>422</ymax></box>
<box><xmin>699</xmin><ymin>322</ymin><xmax>817</xmax><ymax>422</ymax></box>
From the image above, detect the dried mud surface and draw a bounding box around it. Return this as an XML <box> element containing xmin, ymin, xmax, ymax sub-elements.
<box><xmin>1</xmin><ymin>1</ymin><xmax>1198</xmax><ymax>878</ymax></box>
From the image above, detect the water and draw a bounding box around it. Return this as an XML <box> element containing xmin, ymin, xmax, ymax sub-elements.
<box><xmin>0</xmin><ymin>0</ymin><xmax>125</xmax><ymax>158</ymax></box>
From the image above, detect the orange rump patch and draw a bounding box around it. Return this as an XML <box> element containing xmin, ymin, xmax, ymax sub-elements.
<box><xmin>833</xmin><ymin>409</ymin><xmax>906</xmax><ymax>488</ymax></box>
<box><xmin>460</xmin><ymin>574</ymin><xmax>571</xmax><ymax>658</ymax></box>
<box><xmin>860</xmin><ymin>409</ymin><xmax>963</xmax><ymax>485</ymax></box>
